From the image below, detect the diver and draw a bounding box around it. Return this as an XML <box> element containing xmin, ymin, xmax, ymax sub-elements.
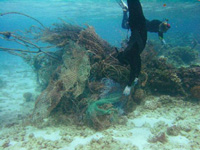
<box><xmin>120</xmin><ymin>0</ymin><xmax>171</xmax><ymax>45</ymax></box>
<box><xmin>116</xmin><ymin>0</ymin><xmax>147</xmax><ymax>96</ymax></box>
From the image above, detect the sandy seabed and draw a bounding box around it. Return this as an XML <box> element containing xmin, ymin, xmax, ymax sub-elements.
<box><xmin>0</xmin><ymin>60</ymin><xmax>200</xmax><ymax>150</ymax></box>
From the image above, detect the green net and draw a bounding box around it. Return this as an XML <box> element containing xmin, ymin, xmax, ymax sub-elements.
<box><xmin>86</xmin><ymin>92</ymin><xmax>122</xmax><ymax>129</ymax></box>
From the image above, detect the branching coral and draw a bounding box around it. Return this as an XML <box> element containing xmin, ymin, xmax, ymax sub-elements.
<box><xmin>190</xmin><ymin>86</ymin><xmax>200</xmax><ymax>100</ymax></box>
<box><xmin>178</xmin><ymin>66</ymin><xmax>200</xmax><ymax>99</ymax></box>
<box><xmin>165</xmin><ymin>46</ymin><xmax>199</xmax><ymax>67</ymax></box>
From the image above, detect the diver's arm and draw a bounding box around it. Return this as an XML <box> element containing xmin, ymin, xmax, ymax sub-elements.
<box><xmin>118</xmin><ymin>0</ymin><xmax>129</xmax><ymax>29</ymax></box>
<box><xmin>121</xmin><ymin>11</ymin><xmax>129</xmax><ymax>29</ymax></box>
<box><xmin>158</xmin><ymin>32</ymin><xmax>166</xmax><ymax>45</ymax></box>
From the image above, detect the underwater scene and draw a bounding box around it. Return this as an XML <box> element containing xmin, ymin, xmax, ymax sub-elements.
<box><xmin>0</xmin><ymin>0</ymin><xmax>200</xmax><ymax>149</ymax></box>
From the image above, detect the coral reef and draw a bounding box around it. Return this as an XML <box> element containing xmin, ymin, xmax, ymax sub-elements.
<box><xmin>190</xmin><ymin>86</ymin><xmax>200</xmax><ymax>100</ymax></box>
<box><xmin>75</xmin><ymin>137</ymin><xmax>138</xmax><ymax>150</ymax></box>
<box><xmin>30</xmin><ymin>23</ymin><xmax>132</xmax><ymax>129</ymax></box>
<box><xmin>2</xmin><ymin>20</ymin><xmax>200</xmax><ymax>130</ymax></box>
<box><xmin>150</xmin><ymin>121</ymin><xmax>168</xmax><ymax>135</ymax></box>
<box><xmin>169</xmin><ymin>47</ymin><xmax>199</xmax><ymax>66</ymax></box>
<box><xmin>148</xmin><ymin>132</ymin><xmax>167</xmax><ymax>143</ymax></box>
<box><xmin>23</xmin><ymin>92</ymin><xmax>33</xmax><ymax>102</ymax></box>
<box><xmin>141</xmin><ymin>44</ymin><xmax>200</xmax><ymax>98</ymax></box>
<box><xmin>30</xmin><ymin>23</ymin><xmax>200</xmax><ymax>130</ymax></box>
<box><xmin>177</xmin><ymin>66</ymin><xmax>200</xmax><ymax>98</ymax></box>
<box><xmin>144</xmin><ymin>56</ymin><xmax>186</xmax><ymax>96</ymax></box>
<box><xmin>167</xmin><ymin>125</ymin><xmax>180</xmax><ymax>136</ymax></box>
<box><xmin>165</xmin><ymin>46</ymin><xmax>199</xmax><ymax>67</ymax></box>
<box><xmin>144</xmin><ymin>99</ymin><xmax>160</xmax><ymax>110</ymax></box>
<box><xmin>132</xmin><ymin>88</ymin><xmax>146</xmax><ymax>104</ymax></box>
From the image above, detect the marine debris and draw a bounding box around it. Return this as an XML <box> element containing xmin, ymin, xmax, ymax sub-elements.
<box><xmin>23</xmin><ymin>92</ymin><xmax>33</xmax><ymax>102</ymax></box>
<box><xmin>1</xmin><ymin>13</ymin><xmax>200</xmax><ymax>130</ymax></box>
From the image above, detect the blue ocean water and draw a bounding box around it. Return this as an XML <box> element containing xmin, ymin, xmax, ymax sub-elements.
<box><xmin>0</xmin><ymin>0</ymin><xmax>199</xmax><ymax>49</ymax></box>
<box><xmin>0</xmin><ymin>0</ymin><xmax>199</xmax><ymax>86</ymax></box>
<box><xmin>0</xmin><ymin>0</ymin><xmax>199</xmax><ymax>111</ymax></box>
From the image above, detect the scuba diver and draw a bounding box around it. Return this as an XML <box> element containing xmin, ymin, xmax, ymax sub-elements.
<box><xmin>120</xmin><ymin>0</ymin><xmax>171</xmax><ymax>45</ymax></box>
<box><xmin>116</xmin><ymin>0</ymin><xmax>147</xmax><ymax>96</ymax></box>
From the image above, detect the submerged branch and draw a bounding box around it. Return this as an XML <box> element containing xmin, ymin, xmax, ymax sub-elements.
<box><xmin>0</xmin><ymin>47</ymin><xmax>38</xmax><ymax>53</ymax></box>
<box><xmin>0</xmin><ymin>12</ymin><xmax>46</xmax><ymax>28</ymax></box>
<box><xmin>0</xmin><ymin>31</ymin><xmax>61</xmax><ymax>61</ymax></box>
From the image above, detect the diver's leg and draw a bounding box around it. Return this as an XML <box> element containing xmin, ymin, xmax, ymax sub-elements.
<box><xmin>127</xmin><ymin>0</ymin><xmax>146</xmax><ymax>31</ymax></box>
<box><xmin>117</xmin><ymin>35</ymin><xmax>135</xmax><ymax>65</ymax></box>
<box><xmin>127</xmin><ymin>0</ymin><xmax>147</xmax><ymax>48</ymax></box>
<box><xmin>128</xmin><ymin>49</ymin><xmax>141</xmax><ymax>86</ymax></box>
<box><xmin>121</xmin><ymin>10</ymin><xmax>129</xmax><ymax>29</ymax></box>
<box><xmin>122</xmin><ymin>0</ymin><xmax>147</xmax><ymax>96</ymax></box>
<box><xmin>134</xmin><ymin>53</ymin><xmax>141</xmax><ymax>78</ymax></box>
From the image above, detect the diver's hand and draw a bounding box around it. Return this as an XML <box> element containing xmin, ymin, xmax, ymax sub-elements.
<box><xmin>123</xmin><ymin>86</ymin><xmax>131</xmax><ymax>96</ymax></box>
<box><xmin>162</xmin><ymin>42</ymin><xmax>172</xmax><ymax>49</ymax></box>
<box><xmin>123</xmin><ymin>6</ymin><xmax>128</xmax><ymax>12</ymax></box>
<box><xmin>133</xmin><ymin>78</ymin><xmax>138</xmax><ymax>86</ymax></box>
<box><xmin>161</xmin><ymin>39</ymin><xmax>166</xmax><ymax>45</ymax></box>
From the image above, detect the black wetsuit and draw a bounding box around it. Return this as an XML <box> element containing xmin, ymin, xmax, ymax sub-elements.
<box><xmin>146</xmin><ymin>19</ymin><xmax>163</xmax><ymax>39</ymax></box>
<box><xmin>117</xmin><ymin>0</ymin><xmax>147</xmax><ymax>86</ymax></box>
<box><xmin>122</xmin><ymin>12</ymin><xmax>164</xmax><ymax>39</ymax></box>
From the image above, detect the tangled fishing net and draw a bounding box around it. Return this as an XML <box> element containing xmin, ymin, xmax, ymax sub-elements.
<box><xmin>1</xmin><ymin>13</ymin><xmax>200</xmax><ymax>129</ymax></box>
<box><xmin>27</xmin><ymin>22</ymin><xmax>129</xmax><ymax>129</ymax></box>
